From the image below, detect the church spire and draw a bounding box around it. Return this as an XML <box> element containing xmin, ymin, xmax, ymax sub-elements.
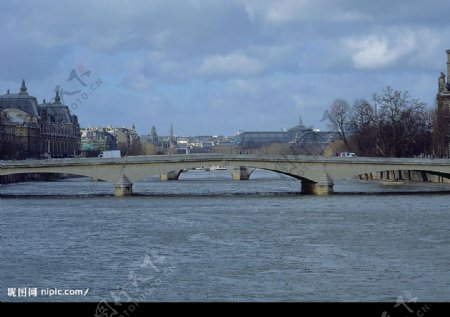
<box><xmin>150</xmin><ymin>125</ymin><xmax>158</xmax><ymax>142</ymax></box>
<box><xmin>298</xmin><ymin>115</ymin><xmax>304</xmax><ymax>127</ymax></box>
<box><xmin>54</xmin><ymin>89</ymin><xmax>61</xmax><ymax>104</ymax></box>
<box><xmin>169</xmin><ymin>123</ymin><xmax>175</xmax><ymax>144</ymax></box>
<box><xmin>19</xmin><ymin>79</ymin><xmax>28</xmax><ymax>94</ymax></box>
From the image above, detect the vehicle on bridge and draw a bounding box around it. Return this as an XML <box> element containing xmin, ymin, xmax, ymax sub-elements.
<box><xmin>338</xmin><ymin>152</ymin><xmax>356</xmax><ymax>157</ymax></box>
<box><xmin>210</xmin><ymin>165</ymin><xmax>227</xmax><ymax>171</ymax></box>
<box><xmin>98</xmin><ymin>150</ymin><xmax>121</xmax><ymax>158</ymax></box>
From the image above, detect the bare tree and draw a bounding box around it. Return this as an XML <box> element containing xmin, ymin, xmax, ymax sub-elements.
<box><xmin>349</xmin><ymin>98</ymin><xmax>377</xmax><ymax>156</ymax></box>
<box><xmin>328</xmin><ymin>98</ymin><xmax>351</xmax><ymax>150</ymax></box>
<box><xmin>372</xmin><ymin>87</ymin><xmax>431</xmax><ymax>157</ymax></box>
<box><xmin>323</xmin><ymin>139</ymin><xmax>346</xmax><ymax>156</ymax></box>
<box><xmin>328</xmin><ymin>87</ymin><xmax>432</xmax><ymax>158</ymax></box>
<box><xmin>142</xmin><ymin>142</ymin><xmax>157</xmax><ymax>155</ymax></box>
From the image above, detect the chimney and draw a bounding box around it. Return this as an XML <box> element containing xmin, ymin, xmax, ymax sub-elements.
<box><xmin>447</xmin><ymin>49</ymin><xmax>450</xmax><ymax>82</ymax></box>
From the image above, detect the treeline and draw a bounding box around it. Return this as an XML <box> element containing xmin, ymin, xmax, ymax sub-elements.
<box><xmin>327</xmin><ymin>86</ymin><xmax>434</xmax><ymax>157</ymax></box>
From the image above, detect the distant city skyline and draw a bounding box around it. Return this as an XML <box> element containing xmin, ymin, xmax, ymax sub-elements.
<box><xmin>1</xmin><ymin>0</ymin><xmax>449</xmax><ymax>136</ymax></box>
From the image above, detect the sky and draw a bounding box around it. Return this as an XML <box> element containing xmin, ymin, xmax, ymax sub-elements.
<box><xmin>0</xmin><ymin>0</ymin><xmax>449</xmax><ymax>136</ymax></box>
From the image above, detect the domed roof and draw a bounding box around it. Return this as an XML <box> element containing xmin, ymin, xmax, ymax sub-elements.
<box><xmin>0</xmin><ymin>80</ymin><xmax>39</xmax><ymax>117</ymax></box>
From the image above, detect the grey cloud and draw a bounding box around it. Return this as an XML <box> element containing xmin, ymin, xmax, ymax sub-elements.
<box><xmin>0</xmin><ymin>0</ymin><xmax>448</xmax><ymax>135</ymax></box>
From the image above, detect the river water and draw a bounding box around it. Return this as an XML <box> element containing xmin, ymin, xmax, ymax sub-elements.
<box><xmin>1</xmin><ymin>170</ymin><xmax>449</xmax><ymax>302</ymax></box>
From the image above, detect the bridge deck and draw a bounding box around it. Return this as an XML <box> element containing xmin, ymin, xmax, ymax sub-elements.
<box><xmin>1</xmin><ymin>154</ymin><xmax>449</xmax><ymax>168</ymax></box>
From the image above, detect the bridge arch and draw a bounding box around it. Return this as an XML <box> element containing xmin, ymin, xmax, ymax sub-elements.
<box><xmin>127</xmin><ymin>161</ymin><xmax>315</xmax><ymax>184</ymax></box>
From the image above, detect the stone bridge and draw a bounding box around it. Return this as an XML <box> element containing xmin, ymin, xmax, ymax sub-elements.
<box><xmin>1</xmin><ymin>154</ymin><xmax>450</xmax><ymax>196</ymax></box>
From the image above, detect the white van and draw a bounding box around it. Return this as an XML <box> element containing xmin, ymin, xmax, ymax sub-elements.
<box><xmin>339</xmin><ymin>152</ymin><xmax>356</xmax><ymax>157</ymax></box>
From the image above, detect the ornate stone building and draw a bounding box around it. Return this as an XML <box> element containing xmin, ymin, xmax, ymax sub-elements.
<box><xmin>0</xmin><ymin>108</ymin><xmax>40</xmax><ymax>159</ymax></box>
<box><xmin>0</xmin><ymin>80</ymin><xmax>80</xmax><ymax>159</ymax></box>
<box><xmin>434</xmin><ymin>50</ymin><xmax>450</xmax><ymax>157</ymax></box>
<box><xmin>38</xmin><ymin>90</ymin><xmax>80</xmax><ymax>157</ymax></box>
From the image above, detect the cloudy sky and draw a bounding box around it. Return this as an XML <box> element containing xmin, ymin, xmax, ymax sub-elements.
<box><xmin>1</xmin><ymin>0</ymin><xmax>449</xmax><ymax>136</ymax></box>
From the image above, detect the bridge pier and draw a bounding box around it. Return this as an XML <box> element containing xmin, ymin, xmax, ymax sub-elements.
<box><xmin>301</xmin><ymin>174</ymin><xmax>334</xmax><ymax>195</ymax></box>
<box><xmin>114</xmin><ymin>184</ymin><xmax>133</xmax><ymax>197</ymax></box>
<box><xmin>160</xmin><ymin>170</ymin><xmax>182</xmax><ymax>181</ymax></box>
<box><xmin>114</xmin><ymin>175</ymin><xmax>133</xmax><ymax>197</ymax></box>
<box><xmin>114</xmin><ymin>183</ymin><xmax>133</xmax><ymax>196</ymax></box>
<box><xmin>229</xmin><ymin>166</ymin><xmax>251</xmax><ymax>180</ymax></box>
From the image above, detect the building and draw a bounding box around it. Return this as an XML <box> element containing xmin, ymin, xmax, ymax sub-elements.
<box><xmin>38</xmin><ymin>91</ymin><xmax>81</xmax><ymax>158</ymax></box>
<box><xmin>434</xmin><ymin>50</ymin><xmax>450</xmax><ymax>157</ymax></box>
<box><xmin>80</xmin><ymin>126</ymin><xmax>141</xmax><ymax>156</ymax></box>
<box><xmin>237</xmin><ymin>131</ymin><xmax>289</xmax><ymax>148</ymax></box>
<box><xmin>0</xmin><ymin>81</ymin><xmax>80</xmax><ymax>159</ymax></box>
<box><xmin>0</xmin><ymin>108</ymin><xmax>40</xmax><ymax>159</ymax></box>
<box><xmin>105</xmin><ymin>126</ymin><xmax>141</xmax><ymax>155</ymax></box>
<box><xmin>81</xmin><ymin>128</ymin><xmax>117</xmax><ymax>156</ymax></box>
<box><xmin>236</xmin><ymin>116</ymin><xmax>338</xmax><ymax>154</ymax></box>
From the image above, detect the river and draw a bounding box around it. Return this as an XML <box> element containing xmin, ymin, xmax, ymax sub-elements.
<box><xmin>1</xmin><ymin>169</ymin><xmax>449</xmax><ymax>302</ymax></box>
